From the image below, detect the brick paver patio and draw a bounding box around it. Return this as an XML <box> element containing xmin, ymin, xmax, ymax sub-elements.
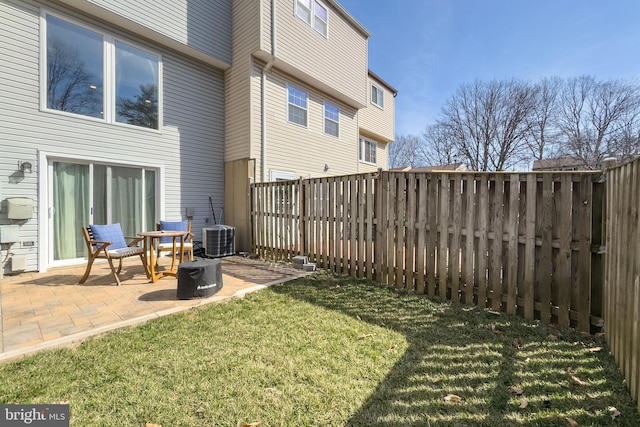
<box><xmin>0</xmin><ymin>256</ymin><xmax>308</xmax><ymax>362</ymax></box>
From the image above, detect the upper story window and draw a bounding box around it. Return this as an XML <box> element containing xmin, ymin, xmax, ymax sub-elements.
<box><xmin>115</xmin><ymin>41</ymin><xmax>159</xmax><ymax>129</ymax></box>
<box><xmin>287</xmin><ymin>85</ymin><xmax>308</xmax><ymax>127</ymax></box>
<box><xmin>43</xmin><ymin>12</ymin><xmax>160</xmax><ymax>130</ymax></box>
<box><xmin>371</xmin><ymin>83</ymin><xmax>384</xmax><ymax>109</ymax></box>
<box><xmin>46</xmin><ymin>15</ymin><xmax>104</xmax><ymax>119</ymax></box>
<box><xmin>359</xmin><ymin>137</ymin><xmax>377</xmax><ymax>165</ymax></box>
<box><xmin>296</xmin><ymin>0</ymin><xmax>328</xmax><ymax>37</ymax></box>
<box><xmin>323</xmin><ymin>101</ymin><xmax>339</xmax><ymax>137</ymax></box>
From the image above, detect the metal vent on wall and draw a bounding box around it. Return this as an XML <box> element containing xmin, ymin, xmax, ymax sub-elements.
<box><xmin>202</xmin><ymin>225</ymin><xmax>235</xmax><ymax>258</ymax></box>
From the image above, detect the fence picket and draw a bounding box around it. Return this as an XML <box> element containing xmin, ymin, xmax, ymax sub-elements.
<box><xmin>427</xmin><ymin>174</ymin><xmax>438</xmax><ymax>296</ymax></box>
<box><xmin>438</xmin><ymin>174</ymin><xmax>449</xmax><ymax>298</ymax></box>
<box><xmin>476</xmin><ymin>175</ymin><xmax>489</xmax><ymax>308</ymax></box>
<box><xmin>539</xmin><ymin>174</ymin><xmax>553</xmax><ymax>324</ymax></box>
<box><xmin>629</xmin><ymin>164</ymin><xmax>640</xmax><ymax>403</ymax></box>
<box><xmin>406</xmin><ymin>173</ymin><xmax>417</xmax><ymax>291</ymax></box>
<box><xmin>450</xmin><ymin>175</ymin><xmax>462</xmax><ymax>302</ymax></box>
<box><xmin>366</xmin><ymin>174</ymin><xmax>374</xmax><ymax>280</ymax></box>
<box><xmin>416</xmin><ymin>174</ymin><xmax>427</xmax><ymax>294</ymax></box>
<box><xmin>577</xmin><ymin>175</ymin><xmax>593</xmax><ymax>332</ymax></box>
<box><xmin>463</xmin><ymin>175</ymin><xmax>475</xmax><ymax>304</ymax></box>
<box><xmin>489</xmin><ymin>175</ymin><xmax>504</xmax><ymax>311</ymax></box>
<box><xmin>555</xmin><ymin>174</ymin><xmax>572</xmax><ymax>327</ymax></box>
<box><xmin>521</xmin><ymin>175</ymin><xmax>536</xmax><ymax>320</ymax></box>
<box><xmin>396</xmin><ymin>174</ymin><xmax>407</xmax><ymax>289</ymax></box>
<box><xmin>505</xmin><ymin>175</ymin><xmax>519</xmax><ymax>315</ymax></box>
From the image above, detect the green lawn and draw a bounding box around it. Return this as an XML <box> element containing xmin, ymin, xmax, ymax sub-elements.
<box><xmin>0</xmin><ymin>272</ymin><xmax>637</xmax><ymax>426</ymax></box>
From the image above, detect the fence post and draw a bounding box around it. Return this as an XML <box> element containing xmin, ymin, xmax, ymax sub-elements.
<box><xmin>602</xmin><ymin>157</ymin><xmax>618</xmax><ymax>170</ymax></box>
<box><xmin>298</xmin><ymin>177</ymin><xmax>306</xmax><ymax>257</ymax></box>
<box><xmin>590</xmin><ymin>169</ymin><xmax>608</xmax><ymax>330</ymax></box>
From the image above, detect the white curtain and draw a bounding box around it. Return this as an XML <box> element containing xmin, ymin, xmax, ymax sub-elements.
<box><xmin>111</xmin><ymin>166</ymin><xmax>142</xmax><ymax>237</ymax></box>
<box><xmin>145</xmin><ymin>170</ymin><xmax>156</xmax><ymax>232</ymax></box>
<box><xmin>51</xmin><ymin>161</ymin><xmax>156</xmax><ymax>262</ymax></box>
<box><xmin>53</xmin><ymin>162</ymin><xmax>89</xmax><ymax>260</ymax></box>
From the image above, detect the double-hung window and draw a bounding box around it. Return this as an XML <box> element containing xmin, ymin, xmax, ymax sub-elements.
<box><xmin>359</xmin><ymin>138</ymin><xmax>377</xmax><ymax>165</ymax></box>
<box><xmin>43</xmin><ymin>12</ymin><xmax>160</xmax><ymax>130</ymax></box>
<box><xmin>371</xmin><ymin>84</ymin><xmax>384</xmax><ymax>109</ymax></box>
<box><xmin>296</xmin><ymin>0</ymin><xmax>328</xmax><ymax>37</ymax></box>
<box><xmin>324</xmin><ymin>101</ymin><xmax>339</xmax><ymax>137</ymax></box>
<box><xmin>287</xmin><ymin>85</ymin><xmax>308</xmax><ymax>127</ymax></box>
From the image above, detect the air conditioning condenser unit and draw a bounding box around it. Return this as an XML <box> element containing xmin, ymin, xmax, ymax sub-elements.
<box><xmin>202</xmin><ymin>225</ymin><xmax>235</xmax><ymax>258</ymax></box>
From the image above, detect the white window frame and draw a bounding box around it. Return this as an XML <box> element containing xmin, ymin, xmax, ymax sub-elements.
<box><xmin>40</xmin><ymin>10</ymin><xmax>163</xmax><ymax>132</ymax></box>
<box><xmin>270</xmin><ymin>169</ymin><xmax>297</xmax><ymax>182</ymax></box>
<box><xmin>359</xmin><ymin>137</ymin><xmax>377</xmax><ymax>165</ymax></box>
<box><xmin>287</xmin><ymin>84</ymin><xmax>308</xmax><ymax>127</ymax></box>
<box><xmin>371</xmin><ymin>83</ymin><xmax>384</xmax><ymax>109</ymax></box>
<box><xmin>323</xmin><ymin>100</ymin><xmax>339</xmax><ymax>137</ymax></box>
<box><xmin>295</xmin><ymin>0</ymin><xmax>329</xmax><ymax>38</ymax></box>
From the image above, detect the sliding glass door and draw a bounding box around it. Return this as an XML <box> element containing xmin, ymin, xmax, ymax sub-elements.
<box><xmin>50</xmin><ymin>160</ymin><xmax>157</xmax><ymax>263</ymax></box>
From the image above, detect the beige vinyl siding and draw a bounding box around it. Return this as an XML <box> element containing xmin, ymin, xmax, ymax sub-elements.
<box><xmin>357</xmin><ymin>141</ymin><xmax>389</xmax><ymax>172</ymax></box>
<box><xmin>225</xmin><ymin>0</ymin><xmax>262</xmax><ymax>162</ymax></box>
<box><xmin>260</xmin><ymin>69</ymin><xmax>359</xmax><ymax>179</ymax></box>
<box><xmin>250</xmin><ymin>62</ymin><xmax>266</xmax><ymax>179</ymax></box>
<box><xmin>61</xmin><ymin>0</ymin><xmax>233</xmax><ymax>64</ymax></box>
<box><xmin>358</xmin><ymin>75</ymin><xmax>395</xmax><ymax>143</ymax></box>
<box><xmin>377</xmin><ymin>142</ymin><xmax>389</xmax><ymax>170</ymax></box>
<box><xmin>268</xmin><ymin>0</ymin><xmax>368</xmax><ymax>107</ymax></box>
<box><xmin>0</xmin><ymin>0</ymin><xmax>225</xmax><ymax>271</ymax></box>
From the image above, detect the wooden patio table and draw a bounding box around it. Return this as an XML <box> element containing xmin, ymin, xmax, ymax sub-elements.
<box><xmin>138</xmin><ymin>230</ymin><xmax>186</xmax><ymax>283</ymax></box>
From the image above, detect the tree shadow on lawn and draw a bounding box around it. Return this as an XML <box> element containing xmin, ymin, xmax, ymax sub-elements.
<box><xmin>271</xmin><ymin>274</ymin><xmax>640</xmax><ymax>427</ymax></box>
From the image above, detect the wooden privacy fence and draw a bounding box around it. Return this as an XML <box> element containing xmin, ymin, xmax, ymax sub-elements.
<box><xmin>251</xmin><ymin>170</ymin><xmax>606</xmax><ymax>332</ymax></box>
<box><xmin>605</xmin><ymin>157</ymin><xmax>640</xmax><ymax>409</ymax></box>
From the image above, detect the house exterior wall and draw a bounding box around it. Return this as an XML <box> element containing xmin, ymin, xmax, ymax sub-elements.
<box><xmin>262</xmin><ymin>0</ymin><xmax>368</xmax><ymax>108</ymax></box>
<box><xmin>0</xmin><ymin>0</ymin><xmax>225</xmax><ymax>273</ymax></box>
<box><xmin>2</xmin><ymin>0</ymin><xmax>396</xmax><ymax>271</ymax></box>
<box><xmin>232</xmin><ymin>0</ymin><xmax>388</xmax><ymax>182</ymax></box>
<box><xmin>259</xmin><ymin>67</ymin><xmax>360</xmax><ymax>179</ymax></box>
<box><xmin>225</xmin><ymin>0</ymin><xmax>261</xmax><ymax>163</ymax></box>
<box><xmin>359</xmin><ymin>73</ymin><xmax>396</xmax><ymax>143</ymax></box>
<box><xmin>357</xmin><ymin>142</ymin><xmax>389</xmax><ymax>173</ymax></box>
<box><xmin>56</xmin><ymin>0</ymin><xmax>233</xmax><ymax>66</ymax></box>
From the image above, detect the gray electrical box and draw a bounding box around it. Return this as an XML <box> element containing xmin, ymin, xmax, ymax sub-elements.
<box><xmin>0</xmin><ymin>225</ymin><xmax>20</xmax><ymax>243</ymax></box>
<box><xmin>7</xmin><ymin>198</ymin><xmax>33</xmax><ymax>220</ymax></box>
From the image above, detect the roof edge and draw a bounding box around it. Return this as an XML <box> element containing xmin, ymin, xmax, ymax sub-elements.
<box><xmin>328</xmin><ymin>0</ymin><xmax>371</xmax><ymax>38</ymax></box>
<box><xmin>368</xmin><ymin>69</ymin><xmax>398</xmax><ymax>96</ymax></box>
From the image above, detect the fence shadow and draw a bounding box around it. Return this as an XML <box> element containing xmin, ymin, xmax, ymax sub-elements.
<box><xmin>271</xmin><ymin>274</ymin><xmax>637</xmax><ymax>426</ymax></box>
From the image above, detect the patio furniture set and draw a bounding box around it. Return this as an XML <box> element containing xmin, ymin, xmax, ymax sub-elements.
<box><xmin>77</xmin><ymin>220</ymin><xmax>222</xmax><ymax>298</ymax></box>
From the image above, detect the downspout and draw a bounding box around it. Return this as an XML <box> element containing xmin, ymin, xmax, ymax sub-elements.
<box><xmin>261</xmin><ymin>0</ymin><xmax>277</xmax><ymax>182</ymax></box>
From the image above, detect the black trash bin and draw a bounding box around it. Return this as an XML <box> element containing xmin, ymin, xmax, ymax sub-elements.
<box><xmin>177</xmin><ymin>258</ymin><xmax>223</xmax><ymax>299</ymax></box>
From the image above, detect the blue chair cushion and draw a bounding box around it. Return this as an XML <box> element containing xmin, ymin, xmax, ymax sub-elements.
<box><xmin>90</xmin><ymin>223</ymin><xmax>127</xmax><ymax>250</ymax></box>
<box><xmin>159</xmin><ymin>220</ymin><xmax>188</xmax><ymax>243</ymax></box>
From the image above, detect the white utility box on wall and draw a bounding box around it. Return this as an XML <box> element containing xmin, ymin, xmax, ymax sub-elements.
<box><xmin>7</xmin><ymin>198</ymin><xmax>33</xmax><ymax>219</ymax></box>
<box><xmin>10</xmin><ymin>254</ymin><xmax>26</xmax><ymax>272</ymax></box>
<box><xmin>0</xmin><ymin>224</ymin><xmax>20</xmax><ymax>243</ymax></box>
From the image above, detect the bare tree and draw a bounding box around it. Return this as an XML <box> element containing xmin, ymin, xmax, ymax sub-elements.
<box><xmin>389</xmin><ymin>134</ymin><xmax>424</xmax><ymax>168</ymax></box>
<box><xmin>439</xmin><ymin>79</ymin><xmax>535</xmax><ymax>171</ymax></box>
<box><xmin>418</xmin><ymin>76</ymin><xmax>640</xmax><ymax>171</ymax></box>
<box><xmin>527</xmin><ymin>77</ymin><xmax>562</xmax><ymax>160</ymax></box>
<box><xmin>558</xmin><ymin>76</ymin><xmax>640</xmax><ymax>168</ymax></box>
<box><xmin>421</xmin><ymin>122</ymin><xmax>459</xmax><ymax>166</ymax></box>
<box><xmin>47</xmin><ymin>37</ymin><xmax>101</xmax><ymax>117</ymax></box>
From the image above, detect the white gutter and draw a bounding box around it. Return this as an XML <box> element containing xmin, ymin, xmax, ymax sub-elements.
<box><xmin>261</xmin><ymin>0</ymin><xmax>277</xmax><ymax>182</ymax></box>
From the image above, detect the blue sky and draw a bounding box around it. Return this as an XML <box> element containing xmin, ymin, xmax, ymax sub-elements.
<box><xmin>338</xmin><ymin>0</ymin><xmax>640</xmax><ymax>137</ymax></box>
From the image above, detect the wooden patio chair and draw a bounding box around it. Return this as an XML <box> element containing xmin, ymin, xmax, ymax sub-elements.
<box><xmin>156</xmin><ymin>220</ymin><xmax>194</xmax><ymax>261</ymax></box>
<box><xmin>79</xmin><ymin>224</ymin><xmax>145</xmax><ymax>286</ymax></box>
